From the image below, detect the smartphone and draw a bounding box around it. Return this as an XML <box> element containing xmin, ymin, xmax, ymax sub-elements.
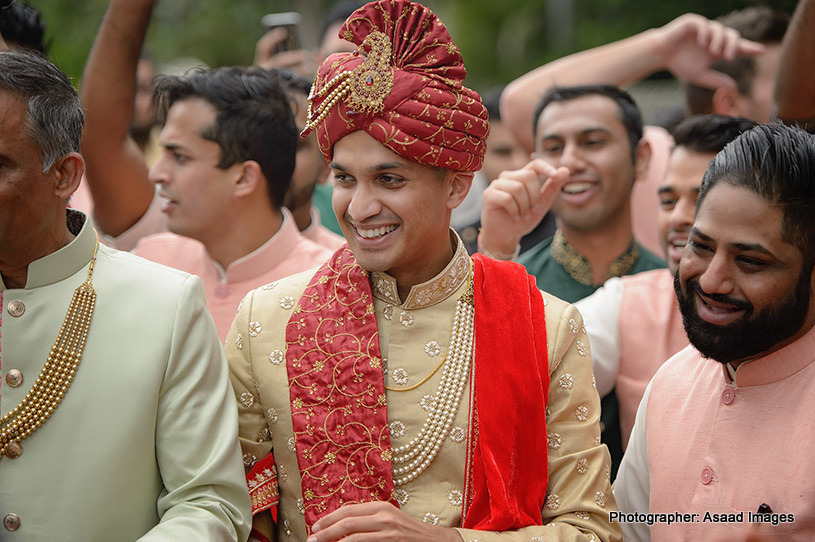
<box><xmin>261</xmin><ymin>12</ymin><xmax>302</xmax><ymax>53</ymax></box>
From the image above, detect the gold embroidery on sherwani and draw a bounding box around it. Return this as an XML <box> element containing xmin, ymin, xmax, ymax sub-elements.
<box><xmin>549</xmin><ymin>230</ymin><xmax>641</xmax><ymax>286</ymax></box>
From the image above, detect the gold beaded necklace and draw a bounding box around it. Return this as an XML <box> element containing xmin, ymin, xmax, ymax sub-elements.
<box><xmin>0</xmin><ymin>236</ymin><xmax>99</xmax><ymax>459</ymax></box>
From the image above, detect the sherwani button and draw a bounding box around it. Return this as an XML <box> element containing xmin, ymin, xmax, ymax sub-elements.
<box><xmin>4</xmin><ymin>442</ymin><xmax>23</xmax><ymax>459</ymax></box>
<box><xmin>215</xmin><ymin>284</ymin><xmax>229</xmax><ymax>298</ymax></box>
<box><xmin>701</xmin><ymin>466</ymin><xmax>713</xmax><ymax>485</ymax></box>
<box><xmin>5</xmin><ymin>369</ymin><xmax>23</xmax><ymax>387</ymax></box>
<box><xmin>7</xmin><ymin>300</ymin><xmax>25</xmax><ymax>317</ymax></box>
<box><xmin>721</xmin><ymin>387</ymin><xmax>735</xmax><ymax>405</ymax></box>
<box><xmin>3</xmin><ymin>513</ymin><xmax>20</xmax><ymax>531</ymax></box>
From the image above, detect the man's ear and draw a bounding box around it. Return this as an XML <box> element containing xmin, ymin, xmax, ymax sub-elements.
<box><xmin>711</xmin><ymin>86</ymin><xmax>741</xmax><ymax>117</ymax></box>
<box><xmin>633</xmin><ymin>138</ymin><xmax>652</xmax><ymax>182</ymax></box>
<box><xmin>234</xmin><ymin>160</ymin><xmax>264</xmax><ymax>198</ymax></box>
<box><xmin>52</xmin><ymin>152</ymin><xmax>85</xmax><ymax>201</ymax></box>
<box><xmin>446</xmin><ymin>171</ymin><xmax>474</xmax><ymax>210</ymax></box>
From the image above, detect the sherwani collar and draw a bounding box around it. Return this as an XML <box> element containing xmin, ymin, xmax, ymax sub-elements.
<box><xmin>550</xmin><ymin>229</ymin><xmax>640</xmax><ymax>286</ymax></box>
<box><xmin>369</xmin><ymin>230</ymin><xmax>471</xmax><ymax>310</ymax></box>
<box><xmin>5</xmin><ymin>210</ymin><xmax>95</xmax><ymax>291</ymax></box>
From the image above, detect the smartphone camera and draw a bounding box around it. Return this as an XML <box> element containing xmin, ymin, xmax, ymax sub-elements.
<box><xmin>261</xmin><ymin>12</ymin><xmax>302</xmax><ymax>53</ymax></box>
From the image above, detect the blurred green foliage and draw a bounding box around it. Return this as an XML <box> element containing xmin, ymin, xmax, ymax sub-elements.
<box><xmin>22</xmin><ymin>0</ymin><xmax>798</xmax><ymax>91</ymax></box>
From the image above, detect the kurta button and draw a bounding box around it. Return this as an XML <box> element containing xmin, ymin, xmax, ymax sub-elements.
<box><xmin>4</xmin><ymin>442</ymin><xmax>22</xmax><ymax>459</ymax></box>
<box><xmin>701</xmin><ymin>467</ymin><xmax>713</xmax><ymax>485</ymax></box>
<box><xmin>215</xmin><ymin>284</ymin><xmax>229</xmax><ymax>298</ymax></box>
<box><xmin>721</xmin><ymin>387</ymin><xmax>735</xmax><ymax>405</ymax></box>
<box><xmin>5</xmin><ymin>369</ymin><xmax>23</xmax><ymax>387</ymax></box>
<box><xmin>3</xmin><ymin>513</ymin><xmax>20</xmax><ymax>531</ymax></box>
<box><xmin>7</xmin><ymin>299</ymin><xmax>25</xmax><ymax>317</ymax></box>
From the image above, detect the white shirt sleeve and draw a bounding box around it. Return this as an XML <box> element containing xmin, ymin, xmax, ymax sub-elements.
<box><xmin>613</xmin><ymin>380</ymin><xmax>652</xmax><ymax>542</ymax></box>
<box><xmin>575</xmin><ymin>277</ymin><xmax>623</xmax><ymax>397</ymax></box>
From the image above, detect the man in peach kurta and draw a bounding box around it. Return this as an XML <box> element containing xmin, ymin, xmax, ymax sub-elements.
<box><xmin>576</xmin><ymin>115</ymin><xmax>756</xmax><ymax>448</ymax></box>
<box><xmin>133</xmin><ymin>208</ymin><xmax>329</xmax><ymax>341</ymax></box>
<box><xmin>615</xmin><ymin>123</ymin><xmax>815</xmax><ymax>541</ymax></box>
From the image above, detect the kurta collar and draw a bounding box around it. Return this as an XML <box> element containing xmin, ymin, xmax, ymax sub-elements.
<box><xmin>3</xmin><ymin>210</ymin><xmax>96</xmax><ymax>290</ymax></box>
<box><xmin>219</xmin><ymin>208</ymin><xmax>304</xmax><ymax>283</ymax></box>
<box><xmin>732</xmin><ymin>322</ymin><xmax>815</xmax><ymax>387</ymax></box>
<box><xmin>550</xmin><ymin>229</ymin><xmax>640</xmax><ymax>286</ymax></box>
<box><xmin>369</xmin><ymin>230</ymin><xmax>470</xmax><ymax>309</ymax></box>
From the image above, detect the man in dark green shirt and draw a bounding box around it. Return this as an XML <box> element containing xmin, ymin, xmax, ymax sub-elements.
<box><xmin>478</xmin><ymin>84</ymin><xmax>666</xmax><ymax>476</ymax></box>
<box><xmin>478</xmin><ymin>84</ymin><xmax>665</xmax><ymax>303</ymax></box>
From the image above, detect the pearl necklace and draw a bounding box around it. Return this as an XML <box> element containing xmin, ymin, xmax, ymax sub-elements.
<box><xmin>0</xmin><ymin>237</ymin><xmax>98</xmax><ymax>460</ymax></box>
<box><xmin>390</xmin><ymin>270</ymin><xmax>474</xmax><ymax>486</ymax></box>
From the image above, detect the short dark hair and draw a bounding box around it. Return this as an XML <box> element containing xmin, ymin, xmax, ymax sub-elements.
<box><xmin>532</xmin><ymin>84</ymin><xmax>643</xmax><ymax>159</ymax></box>
<box><xmin>0</xmin><ymin>51</ymin><xmax>83</xmax><ymax>171</ymax></box>
<box><xmin>153</xmin><ymin>66</ymin><xmax>297</xmax><ymax>209</ymax></box>
<box><xmin>699</xmin><ymin>123</ymin><xmax>815</xmax><ymax>269</ymax></box>
<box><xmin>0</xmin><ymin>1</ymin><xmax>49</xmax><ymax>54</ymax></box>
<box><xmin>671</xmin><ymin>114</ymin><xmax>757</xmax><ymax>155</ymax></box>
<box><xmin>684</xmin><ymin>7</ymin><xmax>789</xmax><ymax>115</ymax></box>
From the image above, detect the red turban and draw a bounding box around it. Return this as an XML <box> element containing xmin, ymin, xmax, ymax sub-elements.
<box><xmin>302</xmin><ymin>0</ymin><xmax>489</xmax><ymax>172</ymax></box>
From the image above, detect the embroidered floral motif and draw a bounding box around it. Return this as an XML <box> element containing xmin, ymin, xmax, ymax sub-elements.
<box><xmin>389</xmin><ymin>420</ymin><xmax>406</xmax><ymax>438</ymax></box>
<box><xmin>449</xmin><ymin>426</ymin><xmax>466</xmax><ymax>443</ymax></box>
<box><xmin>594</xmin><ymin>492</ymin><xmax>607</xmax><ymax>508</ymax></box>
<box><xmin>383</xmin><ymin>305</ymin><xmax>394</xmax><ymax>320</ymax></box>
<box><xmin>569</xmin><ymin>318</ymin><xmax>579</xmax><ymax>334</ymax></box>
<box><xmin>392</xmin><ymin>368</ymin><xmax>409</xmax><ymax>386</ymax></box>
<box><xmin>249</xmin><ymin>321</ymin><xmax>262</xmax><ymax>337</ymax></box>
<box><xmin>448</xmin><ymin>489</ymin><xmax>463</xmax><ymax>506</ymax></box>
<box><xmin>235</xmin><ymin>334</ymin><xmax>244</xmax><ymax>350</ymax></box>
<box><xmin>269</xmin><ymin>350</ymin><xmax>284</xmax><ymax>365</ymax></box>
<box><xmin>257</xmin><ymin>428</ymin><xmax>271</xmax><ymax>442</ymax></box>
<box><xmin>261</xmin><ymin>281</ymin><xmax>279</xmax><ymax>290</ymax></box>
<box><xmin>284</xmin><ymin>518</ymin><xmax>292</xmax><ymax>536</ymax></box>
<box><xmin>576</xmin><ymin>340</ymin><xmax>587</xmax><ymax>356</ymax></box>
<box><xmin>297</xmin><ymin>498</ymin><xmax>305</xmax><ymax>515</ymax></box>
<box><xmin>278</xmin><ymin>464</ymin><xmax>288</xmax><ymax>482</ymax></box>
<box><xmin>266</xmin><ymin>408</ymin><xmax>279</xmax><ymax>423</ymax></box>
<box><xmin>576</xmin><ymin>458</ymin><xmax>589</xmax><ymax>475</ymax></box>
<box><xmin>288</xmin><ymin>436</ymin><xmax>296</xmax><ymax>452</ymax></box>
<box><xmin>399</xmin><ymin>311</ymin><xmax>415</xmax><ymax>327</ymax></box>
<box><xmin>240</xmin><ymin>392</ymin><xmax>255</xmax><ymax>408</ymax></box>
<box><xmin>420</xmin><ymin>394</ymin><xmax>437</xmax><ymax>412</ymax></box>
<box><xmin>423</xmin><ymin>513</ymin><xmax>439</xmax><ymax>525</ymax></box>
<box><xmin>547</xmin><ymin>433</ymin><xmax>563</xmax><ymax>450</ymax></box>
<box><xmin>575</xmin><ymin>405</ymin><xmax>589</xmax><ymax>422</ymax></box>
<box><xmin>558</xmin><ymin>373</ymin><xmax>574</xmax><ymax>389</ymax></box>
<box><xmin>546</xmin><ymin>494</ymin><xmax>561</xmax><ymax>510</ymax></box>
<box><xmin>424</xmin><ymin>340</ymin><xmax>441</xmax><ymax>357</ymax></box>
<box><xmin>393</xmin><ymin>488</ymin><xmax>409</xmax><ymax>506</ymax></box>
<box><xmin>243</xmin><ymin>453</ymin><xmax>257</xmax><ymax>467</ymax></box>
<box><xmin>595</xmin><ymin>436</ymin><xmax>602</xmax><ymax>446</ymax></box>
<box><xmin>280</xmin><ymin>296</ymin><xmax>295</xmax><ymax>310</ymax></box>
<box><xmin>382</xmin><ymin>357</ymin><xmax>389</xmax><ymax>375</ymax></box>
<box><xmin>575</xmin><ymin>511</ymin><xmax>591</xmax><ymax>520</ymax></box>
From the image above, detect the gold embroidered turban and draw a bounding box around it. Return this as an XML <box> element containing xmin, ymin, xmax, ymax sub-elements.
<box><xmin>302</xmin><ymin>0</ymin><xmax>489</xmax><ymax>172</ymax></box>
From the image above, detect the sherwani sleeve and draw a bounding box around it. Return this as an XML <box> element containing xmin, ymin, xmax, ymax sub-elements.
<box><xmin>575</xmin><ymin>278</ymin><xmax>623</xmax><ymax>398</ymax></box>
<box><xmin>614</xmin><ymin>382</ymin><xmax>653</xmax><ymax>542</ymax></box>
<box><xmin>455</xmin><ymin>295</ymin><xmax>622</xmax><ymax>542</ymax></box>
<box><xmin>138</xmin><ymin>275</ymin><xmax>252</xmax><ymax>541</ymax></box>
<box><xmin>227</xmin><ymin>290</ymin><xmax>278</xmax><ymax>541</ymax></box>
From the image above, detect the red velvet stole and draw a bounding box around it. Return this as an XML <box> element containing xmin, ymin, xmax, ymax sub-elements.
<box><xmin>462</xmin><ymin>254</ymin><xmax>550</xmax><ymax>530</ymax></box>
<box><xmin>285</xmin><ymin>246</ymin><xmax>549</xmax><ymax>533</ymax></box>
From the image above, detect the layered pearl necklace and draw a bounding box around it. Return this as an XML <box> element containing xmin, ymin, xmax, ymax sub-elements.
<box><xmin>390</xmin><ymin>271</ymin><xmax>474</xmax><ymax>486</ymax></box>
<box><xmin>0</xmin><ymin>238</ymin><xmax>98</xmax><ymax>460</ymax></box>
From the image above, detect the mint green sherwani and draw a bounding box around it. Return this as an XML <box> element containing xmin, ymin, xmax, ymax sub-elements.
<box><xmin>0</xmin><ymin>212</ymin><xmax>251</xmax><ymax>541</ymax></box>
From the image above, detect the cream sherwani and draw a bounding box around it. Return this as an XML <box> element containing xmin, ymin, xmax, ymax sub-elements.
<box><xmin>228</xmin><ymin>237</ymin><xmax>621</xmax><ymax>541</ymax></box>
<box><xmin>0</xmin><ymin>211</ymin><xmax>251</xmax><ymax>541</ymax></box>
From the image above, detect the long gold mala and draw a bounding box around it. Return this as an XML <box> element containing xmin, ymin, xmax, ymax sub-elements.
<box><xmin>0</xmin><ymin>238</ymin><xmax>98</xmax><ymax>459</ymax></box>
